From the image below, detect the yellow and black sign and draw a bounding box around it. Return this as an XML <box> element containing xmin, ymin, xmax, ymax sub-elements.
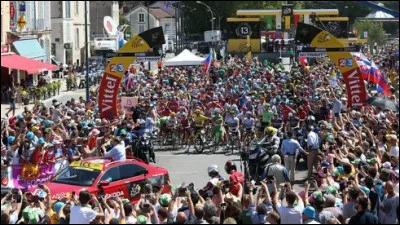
<box><xmin>70</xmin><ymin>161</ymin><xmax>104</xmax><ymax>171</ymax></box>
<box><xmin>295</xmin><ymin>23</ymin><xmax>367</xmax><ymax>108</ymax></box>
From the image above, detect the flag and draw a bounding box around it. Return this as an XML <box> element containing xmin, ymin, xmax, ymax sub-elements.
<box><xmin>299</xmin><ymin>56</ymin><xmax>308</xmax><ymax>68</ymax></box>
<box><xmin>294</xmin><ymin>15</ymin><xmax>300</xmax><ymax>28</ymax></box>
<box><xmin>352</xmin><ymin>53</ymin><xmax>390</xmax><ymax>95</ymax></box>
<box><xmin>202</xmin><ymin>53</ymin><xmax>213</xmax><ymax>74</ymax></box>
<box><xmin>329</xmin><ymin>69</ymin><xmax>338</xmax><ymax>88</ymax></box>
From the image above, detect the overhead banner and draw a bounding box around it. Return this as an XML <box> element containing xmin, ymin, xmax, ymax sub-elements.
<box><xmin>296</xmin><ymin>23</ymin><xmax>367</xmax><ymax>108</ymax></box>
<box><xmin>98</xmin><ymin>27</ymin><xmax>165</xmax><ymax>119</ymax></box>
<box><xmin>299</xmin><ymin>52</ymin><xmax>326</xmax><ymax>58</ymax></box>
<box><xmin>265</xmin><ymin>16</ymin><xmax>273</xmax><ymax>30</ymax></box>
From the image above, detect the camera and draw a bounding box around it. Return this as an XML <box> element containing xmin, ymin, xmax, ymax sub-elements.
<box><xmin>178</xmin><ymin>187</ymin><xmax>187</xmax><ymax>197</ymax></box>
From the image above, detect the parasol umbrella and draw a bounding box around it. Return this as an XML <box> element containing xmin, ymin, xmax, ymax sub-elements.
<box><xmin>365</xmin><ymin>97</ymin><xmax>398</xmax><ymax>112</ymax></box>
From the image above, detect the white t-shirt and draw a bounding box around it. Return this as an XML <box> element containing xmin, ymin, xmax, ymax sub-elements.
<box><xmin>390</xmin><ymin>146</ymin><xmax>399</xmax><ymax>158</ymax></box>
<box><xmin>70</xmin><ymin>205</ymin><xmax>98</xmax><ymax>224</ymax></box>
<box><xmin>276</xmin><ymin>201</ymin><xmax>304</xmax><ymax>224</ymax></box>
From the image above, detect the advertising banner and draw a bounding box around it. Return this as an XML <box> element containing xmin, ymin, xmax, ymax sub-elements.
<box><xmin>98</xmin><ymin>27</ymin><xmax>165</xmax><ymax>119</ymax></box>
<box><xmin>296</xmin><ymin>23</ymin><xmax>366</xmax><ymax>107</ymax></box>
<box><xmin>1</xmin><ymin>166</ymin><xmax>14</xmax><ymax>189</ymax></box>
<box><xmin>10</xmin><ymin>1</ymin><xmax>17</xmax><ymax>28</ymax></box>
<box><xmin>121</xmin><ymin>96</ymin><xmax>138</xmax><ymax>112</ymax></box>
<box><xmin>12</xmin><ymin>164</ymin><xmax>55</xmax><ymax>190</ymax></box>
<box><xmin>299</xmin><ymin>52</ymin><xmax>326</xmax><ymax>58</ymax></box>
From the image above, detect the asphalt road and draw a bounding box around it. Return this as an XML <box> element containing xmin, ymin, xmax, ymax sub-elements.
<box><xmin>24</xmin><ymin>86</ymin><xmax>308</xmax><ymax>192</ymax></box>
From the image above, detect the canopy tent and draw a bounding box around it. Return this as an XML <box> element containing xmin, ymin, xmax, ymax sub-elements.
<box><xmin>164</xmin><ymin>49</ymin><xmax>205</xmax><ymax>66</ymax></box>
<box><xmin>1</xmin><ymin>53</ymin><xmax>57</xmax><ymax>74</ymax></box>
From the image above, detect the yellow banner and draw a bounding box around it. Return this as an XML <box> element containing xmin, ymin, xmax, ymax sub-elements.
<box><xmin>70</xmin><ymin>161</ymin><xmax>104</xmax><ymax>171</ymax></box>
<box><xmin>228</xmin><ymin>39</ymin><xmax>261</xmax><ymax>53</ymax></box>
<box><xmin>285</xmin><ymin>16</ymin><xmax>291</xmax><ymax>30</ymax></box>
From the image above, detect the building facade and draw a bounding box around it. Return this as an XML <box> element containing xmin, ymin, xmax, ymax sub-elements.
<box><xmin>1</xmin><ymin>1</ymin><xmax>10</xmax><ymax>45</ymax></box>
<box><xmin>123</xmin><ymin>5</ymin><xmax>160</xmax><ymax>36</ymax></box>
<box><xmin>51</xmin><ymin>1</ymin><xmax>91</xmax><ymax>66</ymax></box>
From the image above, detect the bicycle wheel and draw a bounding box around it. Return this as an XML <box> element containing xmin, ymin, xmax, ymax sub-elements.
<box><xmin>194</xmin><ymin>135</ymin><xmax>204</xmax><ymax>153</ymax></box>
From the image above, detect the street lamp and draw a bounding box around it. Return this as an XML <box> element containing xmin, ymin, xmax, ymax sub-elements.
<box><xmin>196</xmin><ymin>1</ymin><xmax>216</xmax><ymax>31</ymax></box>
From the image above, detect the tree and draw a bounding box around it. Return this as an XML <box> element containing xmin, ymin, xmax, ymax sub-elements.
<box><xmin>353</xmin><ymin>20</ymin><xmax>387</xmax><ymax>52</ymax></box>
<box><xmin>119</xmin><ymin>17</ymin><xmax>131</xmax><ymax>38</ymax></box>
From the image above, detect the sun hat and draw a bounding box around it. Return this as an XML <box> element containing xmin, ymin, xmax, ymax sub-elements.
<box><xmin>90</xmin><ymin>129</ymin><xmax>100</xmax><ymax>136</ymax></box>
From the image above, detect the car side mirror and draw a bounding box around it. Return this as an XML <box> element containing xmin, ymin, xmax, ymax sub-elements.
<box><xmin>99</xmin><ymin>180</ymin><xmax>110</xmax><ymax>187</ymax></box>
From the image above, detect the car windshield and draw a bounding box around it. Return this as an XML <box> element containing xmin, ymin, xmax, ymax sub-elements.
<box><xmin>52</xmin><ymin>166</ymin><xmax>101</xmax><ymax>186</ymax></box>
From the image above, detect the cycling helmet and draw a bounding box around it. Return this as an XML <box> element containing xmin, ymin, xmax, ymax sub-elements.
<box><xmin>138</xmin><ymin>119</ymin><xmax>145</xmax><ymax>125</ymax></box>
<box><xmin>246</xmin><ymin>111</ymin><xmax>252</xmax><ymax>116</ymax></box>
<box><xmin>224</xmin><ymin>161</ymin><xmax>237</xmax><ymax>174</ymax></box>
<box><xmin>207</xmin><ymin>165</ymin><xmax>219</xmax><ymax>174</ymax></box>
<box><xmin>194</xmin><ymin>109</ymin><xmax>201</xmax><ymax>114</ymax></box>
<box><xmin>266</xmin><ymin>126</ymin><xmax>275</xmax><ymax>136</ymax></box>
<box><xmin>170</xmin><ymin>112</ymin><xmax>176</xmax><ymax>117</ymax></box>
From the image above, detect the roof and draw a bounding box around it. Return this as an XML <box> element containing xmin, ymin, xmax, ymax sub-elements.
<box><xmin>150</xmin><ymin>8</ymin><xmax>172</xmax><ymax>19</ymax></box>
<box><xmin>237</xmin><ymin>9</ymin><xmax>339</xmax><ymax>16</ymax></box>
<box><xmin>150</xmin><ymin>1</ymin><xmax>176</xmax><ymax>17</ymax></box>
<box><xmin>366</xmin><ymin>10</ymin><xmax>395</xmax><ymax>19</ymax></box>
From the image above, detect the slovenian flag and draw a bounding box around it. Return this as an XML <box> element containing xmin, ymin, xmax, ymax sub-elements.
<box><xmin>202</xmin><ymin>53</ymin><xmax>213</xmax><ymax>74</ymax></box>
<box><xmin>352</xmin><ymin>53</ymin><xmax>390</xmax><ymax>95</ymax></box>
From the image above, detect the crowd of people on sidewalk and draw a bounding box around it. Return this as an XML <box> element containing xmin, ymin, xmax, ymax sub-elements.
<box><xmin>1</xmin><ymin>44</ymin><xmax>399</xmax><ymax>224</ymax></box>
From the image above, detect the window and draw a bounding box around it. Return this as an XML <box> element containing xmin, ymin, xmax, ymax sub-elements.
<box><xmin>139</xmin><ymin>24</ymin><xmax>145</xmax><ymax>33</ymax></box>
<box><xmin>65</xmin><ymin>1</ymin><xmax>71</xmax><ymax>18</ymax></box>
<box><xmin>75</xmin><ymin>2</ymin><xmax>79</xmax><ymax>15</ymax></box>
<box><xmin>119</xmin><ymin>164</ymin><xmax>147</xmax><ymax>180</ymax></box>
<box><xmin>75</xmin><ymin>28</ymin><xmax>79</xmax><ymax>49</ymax></box>
<box><xmin>100</xmin><ymin>167</ymin><xmax>120</xmax><ymax>182</ymax></box>
<box><xmin>138</xmin><ymin>13</ymin><xmax>145</xmax><ymax>23</ymax></box>
<box><xmin>165</xmin><ymin>24</ymin><xmax>170</xmax><ymax>32</ymax></box>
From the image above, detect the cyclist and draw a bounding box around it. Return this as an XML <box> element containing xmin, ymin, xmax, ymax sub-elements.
<box><xmin>211</xmin><ymin>109</ymin><xmax>225</xmax><ymax>144</ymax></box>
<box><xmin>242</xmin><ymin>111</ymin><xmax>255</xmax><ymax>146</ymax></box>
<box><xmin>186</xmin><ymin>109</ymin><xmax>209</xmax><ymax>153</ymax></box>
<box><xmin>262</xmin><ymin>126</ymin><xmax>281</xmax><ymax>154</ymax></box>
<box><xmin>225</xmin><ymin>110</ymin><xmax>241</xmax><ymax>147</ymax></box>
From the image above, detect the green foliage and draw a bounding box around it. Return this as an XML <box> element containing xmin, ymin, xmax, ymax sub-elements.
<box><xmin>353</xmin><ymin>20</ymin><xmax>387</xmax><ymax>45</ymax></box>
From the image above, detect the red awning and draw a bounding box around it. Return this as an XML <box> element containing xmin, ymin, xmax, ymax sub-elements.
<box><xmin>1</xmin><ymin>53</ymin><xmax>57</xmax><ymax>74</ymax></box>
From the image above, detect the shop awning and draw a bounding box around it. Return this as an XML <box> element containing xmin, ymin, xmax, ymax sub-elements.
<box><xmin>1</xmin><ymin>53</ymin><xmax>57</xmax><ymax>74</ymax></box>
<box><xmin>13</xmin><ymin>39</ymin><xmax>46</xmax><ymax>60</ymax></box>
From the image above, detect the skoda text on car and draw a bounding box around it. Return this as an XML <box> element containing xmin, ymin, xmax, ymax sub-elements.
<box><xmin>31</xmin><ymin>158</ymin><xmax>170</xmax><ymax>203</ymax></box>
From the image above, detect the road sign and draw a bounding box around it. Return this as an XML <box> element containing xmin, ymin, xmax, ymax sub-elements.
<box><xmin>17</xmin><ymin>16</ymin><xmax>27</xmax><ymax>30</ymax></box>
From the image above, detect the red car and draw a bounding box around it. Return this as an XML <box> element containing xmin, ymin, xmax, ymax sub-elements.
<box><xmin>31</xmin><ymin>158</ymin><xmax>170</xmax><ymax>203</ymax></box>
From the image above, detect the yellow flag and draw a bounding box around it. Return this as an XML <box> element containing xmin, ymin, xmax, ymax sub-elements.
<box><xmin>285</xmin><ymin>16</ymin><xmax>291</xmax><ymax>30</ymax></box>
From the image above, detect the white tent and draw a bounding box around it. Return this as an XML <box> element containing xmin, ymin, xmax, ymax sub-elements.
<box><xmin>164</xmin><ymin>49</ymin><xmax>205</xmax><ymax>66</ymax></box>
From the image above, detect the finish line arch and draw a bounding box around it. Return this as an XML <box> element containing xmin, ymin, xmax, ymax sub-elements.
<box><xmin>98</xmin><ymin>27</ymin><xmax>165</xmax><ymax>119</ymax></box>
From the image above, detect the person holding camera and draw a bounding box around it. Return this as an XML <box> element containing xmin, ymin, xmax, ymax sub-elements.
<box><xmin>1</xmin><ymin>188</ymin><xmax>23</xmax><ymax>224</ymax></box>
<box><xmin>70</xmin><ymin>190</ymin><xmax>104</xmax><ymax>224</ymax></box>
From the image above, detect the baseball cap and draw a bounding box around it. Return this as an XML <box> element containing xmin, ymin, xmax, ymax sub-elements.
<box><xmin>137</xmin><ymin>215</ymin><xmax>147</xmax><ymax>224</ymax></box>
<box><xmin>53</xmin><ymin>202</ymin><xmax>65</xmax><ymax>214</ymax></box>
<box><xmin>303</xmin><ymin>206</ymin><xmax>316</xmax><ymax>219</ymax></box>
<box><xmin>159</xmin><ymin>194</ymin><xmax>171</xmax><ymax>207</ymax></box>
<box><xmin>8</xmin><ymin>136</ymin><xmax>16</xmax><ymax>144</ymax></box>
<box><xmin>26</xmin><ymin>132</ymin><xmax>35</xmax><ymax>140</ymax></box>
<box><xmin>37</xmin><ymin>138</ymin><xmax>46</xmax><ymax>145</ymax></box>
<box><xmin>383</xmin><ymin>162</ymin><xmax>392</xmax><ymax>169</ymax></box>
